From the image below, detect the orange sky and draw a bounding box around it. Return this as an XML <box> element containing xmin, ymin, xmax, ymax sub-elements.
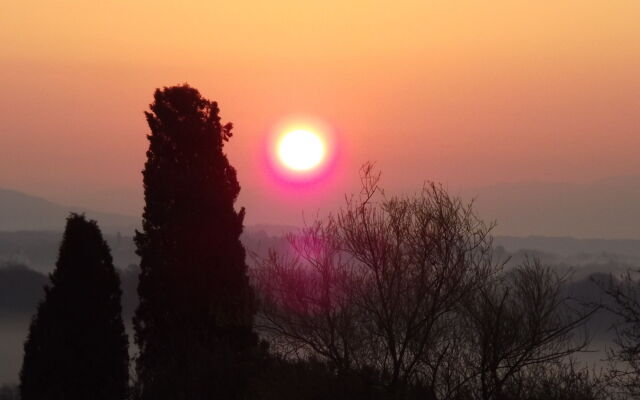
<box><xmin>1</xmin><ymin>1</ymin><xmax>639</xmax><ymax>229</ymax></box>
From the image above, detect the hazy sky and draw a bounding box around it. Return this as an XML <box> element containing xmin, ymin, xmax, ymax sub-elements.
<box><xmin>1</xmin><ymin>1</ymin><xmax>639</xmax><ymax>229</ymax></box>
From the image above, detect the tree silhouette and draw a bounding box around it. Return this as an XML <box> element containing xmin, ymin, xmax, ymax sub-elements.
<box><xmin>255</xmin><ymin>164</ymin><xmax>496</xmax><ymax>399</ymax></box>
<box><xmin>254</xmin><ymin>165</ymin><xmax>597</xmax><ymax>400</ymax></box>
<box><xmin>20</xmin><ymin>214</ymin><xmax>129</xmax><ymax>400</ymax></box>
<box><xmin>134</xmin><ymin>84</ymin><xmax>257</xmax><ymax>400</ymax></box>
<box><xmin>595</xmin><ymin>271</ymin><xmax>640</xmax><ymax>397</ymax></box>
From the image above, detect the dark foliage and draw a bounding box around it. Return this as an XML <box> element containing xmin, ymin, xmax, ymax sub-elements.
<box><xmin>19</xmin><ymin>214</ymin><xmax>129</xmax><ymax>400</ymax></box>
<box><xmin>249</xmin><ymin>356</ymin><xmax>405</xmax><ymax>400</ymax></box>
<box><xmin>134</xmin><ymin>84</ymin><xmax>257</xmax><ymax>400</ymax></box>
<box><xmin>0</xmin><ymin>263</ymin><xmax>47</xmax><ymax>317</ymax></box>
<box><xmin>501</xmin><ymin>362</ymin><xmax>609</xmax><ymax>400</ymax></box>
<box><xmin>0</xmin><ymin>384</ymin><xmax>19</xmax><ymax>400</ymax></box>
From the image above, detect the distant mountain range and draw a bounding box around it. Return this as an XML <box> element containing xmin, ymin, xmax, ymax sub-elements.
<box><xmin>495</xmin><ymin>235</ymin><xmax>640</xmax><ymax>260</ymax></box>
<box><xmin>3</xmin><ymin>176</ymin><xmax>640</xmax><ymax>239</ymax></box>
<box><xmin>466</xmin><ymin>176</ymin><xmax>640</xmax><ymax>239</ymax></box>
<box><xmin>0</xmin><ymin>188</ymin><xmax>139</xmax><ymax>233</ymax></box>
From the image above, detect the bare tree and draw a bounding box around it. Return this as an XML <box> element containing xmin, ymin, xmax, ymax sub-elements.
<box><xmin>253</xmin><ymin>165</ymin><xmax>597</xmax><ymax>400</ymax></box>
<box><xmin>502</xmin><ymin>360</ymin><xmax>610</xmax><ymax>400</ymax></box>
<box><xmin>462</xmin><ymin>258</ymin><xmax>595</xmax><ymax>400</ymax></box>
<box><xmin>254</xmin><ymin>164</ymin><xmax>494</xmax><ymax>398</ymax></box>
<box><xmin>596</xmin><ymin>270</ymin><xmax>640</xmax><ymax>397</ymax></box>
<box><xmin>253</xmin><ymin>221</ymin><xmax>363</xmax><ymax>373</ymax></box>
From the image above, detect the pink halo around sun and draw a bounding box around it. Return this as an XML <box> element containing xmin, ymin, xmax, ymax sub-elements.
<box><xmin>263</xmin><ymin>117</ymin><xmax>340</xmax><ymax>188</ymax></box>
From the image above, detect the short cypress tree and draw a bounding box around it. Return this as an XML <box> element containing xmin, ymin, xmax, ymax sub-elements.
<box><xmin>20</xmin><ymin>214</ymin><xmax>129</xmax><ymax>400</ymax></box>
<box><xmin>134</xmin><ymin>84</ymin><xmax>257</xmax><ymax>400</ymax></box>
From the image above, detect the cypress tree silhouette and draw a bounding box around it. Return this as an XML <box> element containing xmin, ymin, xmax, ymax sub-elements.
<box><xmin>134</xmin><ymin>84</ymin><xmax>257</xmax><ymax>400</ymax></box>
<box><xmin>20</xmin><ymin>214</ymin><xmax>129</xmax><ymax>400</ymax></box>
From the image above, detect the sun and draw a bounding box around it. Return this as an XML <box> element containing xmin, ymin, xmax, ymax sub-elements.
<box><xmin>276</xmin><ymin>129</ymin><xmax>326</xmax><ymax>172</ymax></box>
<box><xmin>265</xmin><ymin>118</ymin><xmax>336</xmax><ymax>184</ymax></box>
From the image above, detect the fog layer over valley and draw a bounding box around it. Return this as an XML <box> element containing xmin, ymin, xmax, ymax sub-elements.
<box><xmin>0</xmin><ymin>227</ymin><xmax>635</xmax><ymax>384</ymax></box>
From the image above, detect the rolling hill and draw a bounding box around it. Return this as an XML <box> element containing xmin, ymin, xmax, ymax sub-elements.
<box><xmin>0</xmin><ymin>188</ymin><xmax>138</xmax><ymax>233</ymax></box>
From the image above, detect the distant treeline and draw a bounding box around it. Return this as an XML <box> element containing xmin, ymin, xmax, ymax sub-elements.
<box><xmin>0</xmin><ymin>255</ymin><xmax>621</xmax><ymax>338</ymax></box>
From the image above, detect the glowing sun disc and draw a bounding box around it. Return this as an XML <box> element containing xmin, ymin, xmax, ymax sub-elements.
<box><xmin>277</xmin><ymin>129</ymin><xmax>326</xmax><ymax>172</ymax></box>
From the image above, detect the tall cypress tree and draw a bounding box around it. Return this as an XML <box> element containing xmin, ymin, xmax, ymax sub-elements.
<box><xmin>134</xmin><ymin>84</ymin><xmax>257</xmax><ymax>400</ymax></box>
<box><xmin>20</xmin><ymin>214</ymin><xmax>129</xmax><ymax>400</ymax></box>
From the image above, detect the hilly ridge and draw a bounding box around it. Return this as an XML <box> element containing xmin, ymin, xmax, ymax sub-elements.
<box><xmin>0</xmin><ymin>188</ymin><xmax>138</xmax><ymax>233</ymax></box>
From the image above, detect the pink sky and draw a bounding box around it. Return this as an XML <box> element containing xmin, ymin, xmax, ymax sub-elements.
<box><xmin>1</xmin><ymin>1</ymin><xmax>639</xmax><ymax>229</ymax></box>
